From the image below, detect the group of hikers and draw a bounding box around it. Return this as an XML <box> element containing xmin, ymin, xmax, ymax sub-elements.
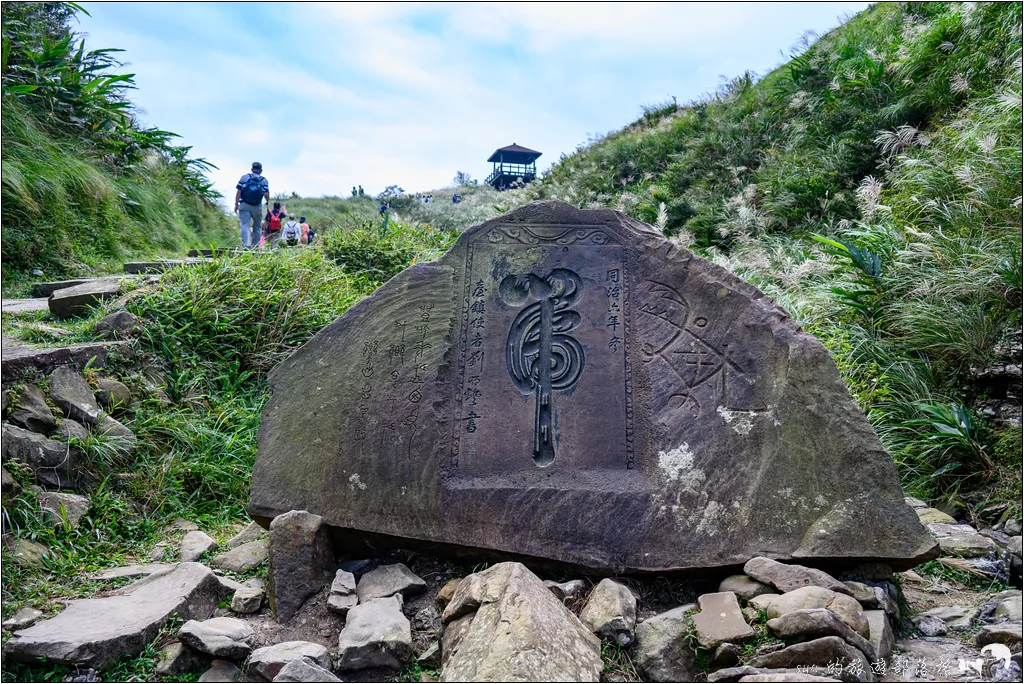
<box><xmin>234</xmin><ymin>162</ymin><xmax>316</xmax><ymax>249</ymax></box>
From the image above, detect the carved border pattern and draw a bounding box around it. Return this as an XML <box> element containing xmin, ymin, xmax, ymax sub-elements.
<box><xmin>486</xmin><ymin>225</ymin><xmax>617</xmax><ymax>246</ymax></box>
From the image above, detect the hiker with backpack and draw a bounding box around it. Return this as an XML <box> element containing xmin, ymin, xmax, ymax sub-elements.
<box><xmin>234</xmin><ymin>162</ymin><xmax>270</xmax><ymax>248</ymax></box>
<box><xmin>282</xmin><ymin>214</ymin><xmax>302</xmax><ymax>247</ymax></box>
<box><xmin>264</xmin><ymin>201</ymin><xmax>287</xmax><ymax>248</ymax></box>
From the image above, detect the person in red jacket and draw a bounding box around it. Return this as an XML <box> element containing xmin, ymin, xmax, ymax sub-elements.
<box><xmin>263</xmin><ymin>201</ymin><xmax>287</xmax><ymax>248</ymax></box>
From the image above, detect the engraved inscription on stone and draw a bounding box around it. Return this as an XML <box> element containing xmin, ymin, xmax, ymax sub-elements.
<box><xmin>452</xmin><ymin>224</ymin><xmax>631</xmax><ymax>475</ymax></box>
<box><xmin>499</xmin><ymin>269</ymin><xmax>585</xmax><ymax>466</ymax></box>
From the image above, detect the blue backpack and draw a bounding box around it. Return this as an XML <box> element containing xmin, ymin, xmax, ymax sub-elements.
<box><xmin>241</xmin><ymin>174</ymin><xmax>264</xmax><ymax>205</ymax></box>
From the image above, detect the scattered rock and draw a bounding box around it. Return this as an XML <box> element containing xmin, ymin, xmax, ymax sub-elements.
<box><xmin>712</xmin><ymin>642</ymin><xmax>741</xmax><ymax>668</ymax></box>
<box><xmin>59</xmin><ymin>667</ymin><xmax>102</xmax><ymax>683</ymax></box>
<box><xmin>544</xmin><ymin>579</ymin><xmax>589</xmax><ymax>601</ymax></box>
<box><xmin>2</xmin><ymin>607</ymin><xmax>43</xmax><ymax>630</ymax></box>
<box><xmin>48</xmin><ymin>280</ymin><xmax>121</xmax><ymax>320</ymax></box>
<box><xmin>720</xmin><ymin>574</ymin><xmax>775</xmax><ymax>603</ymax></box>
<box><xmin>230</xmin><ymin>588</ymin><xmax>263</xmax><ymax>614</ymax></box>
<box><xmin>436</xmin><ymin>578</ymin><xmax>461</xmax><ymax>608</ymax></box>
<box><xmin>94</xmin><ymin>378</ymin><xmax>131</xmax><ymax>410</ymax></box>
<box><xmin>766</xmin><ymin>608</ymin><xmax>877</xmax><ymax>662</ymax></box>
<box><xmin>177</xmin><ymin>617</ymin><xmax>254</xmax><ymax>659</ymax></box>
<box><xmin>209</xmin><ymin>539</ymin><xmax>268</xmax><ymax>573</ymax></box>
<box><xmin>198</xmin><ymin>659</ymin><xmax>242</xmax><ymax>683</ymax></box>
<box><xmin>47</xmin><ymin>367</ymin><xmax>103</xmax><ymax>426</ymax></box>
<box><xmin>439</xmin><ymin>561</ymin><xmax>602</xmax><ymax>682</ymax></box>
<box><xmin>247</xmin><ymin>641</ymin><xmax>332</xmax><ymax>680</ymax></box>
<box><xmin>55</xmin><ymin>418</ymin><xmax>89</xmax><ymax>443</ymax></box>
<box><xmin>356</xmin><ymin>563</ymin><xmax>428</xmax><ymax>603</ymax></box>
<box><xmin>747</xmin><ymin>636</ymin><xmax>873</xmax><ymax>682</ymax></box>
<box><xmin>749</xmin><ymin>594</ymin><xmax>780</xmax><ymax>613</ymax></box>
<box><xmin>9</xmin><ymin>385</ymin><xmax>57</xmax><ymax>434</ymax></box>
<box><xmin>579</xmin><ymin>578</ymin><xmax>637</xmax><ymax>645</ymax></box>
<box><xmin>327</xmin><ymin>570</ymin><xmax>358</xmax><ymax>617</ymax></box>
<box><xmin>268</xmin><ymin>510</ymin><xmax>335</xmax><ymax>622</ymax></box>
<box><xmin>180</xmin><ymin>530</ymin><xmax>218</xmax><ymax>563</ymax></box>
<box><xmin>273</xmin><ymin>656</ymin><xmax>342</xmax><ymax>683</ymax></box>
<box><xmin>765</xmin><ymin>586</ymin><xmax>868</xmax><ymax>638</ymax></box>
<box><xmin>338</xmin><ymin>558</ymin><xmax>375</xmax><ymax>577</ymax></box>
<box><xmin>411</xmin><ymin>605</ymin><xmax>441</xmax><ymax>635</ymax></box>
<box><xmin>976</xmin><ymin>622</ymin><xmax>1023</xmax><ymax>649</ymax></box>
<box><xmin>336</xmin><ymin>595</ymin><xmax>412</xmax><ymax>671</ymax></box>
<box><xmin>38</xmin><ymin>491</ymin><xmax>90</xmax><ymax>529</ymax></box>
<box><xmin>166</xmin><ymin>518</ymin><xmax>199</xmax><ymax>532</ymax></box>
<box><xmin>1006</xmin><ymin>519</ymin><xmax>1023</xmax><ymax>536</ymax></box>
<box><xmin>94</xmin><ymin>414</ymin><xmax>137</xmax><ymax>454</ymax></box>
<box><xmin>154</xmin><ymin>642</ymin><xmax>208</xmax><ymax>677</ymax></box>
<box><xmin>864</xmin><ymin>611</ymin><xmax>893</xmax><ymax>662</ymax></box>
<box><xmin>417</xmin><ymin>642</ymin><xmax>441</xmax><ymax>670</ymax></box>
<box><xmin>93</xmin><ymin>311</ymin><xmax>140</xmax><ymax>340</ymax></box>
<box><xmin>2</xmin><ymin>423</ymin><xmax>79</xmax><ymax>487</ymax></box>
<box><xmin>916</xmin><ymin>507</ymin><xmax>958</xmax><ymax>524</ymax></box>
<box><xmin>91</xmin><ymin>564</ymin><xmax>172</xmax><ymax>581</ymax></box>
<box><xmin>1</xmin><ymin>466</ymin><xmax>20</xmax><ymax>497</ymax></box>
<box><xmin>3</xmin><ymin>563</ymin><xmax>225</xmax><ymax>669</ymax></box>
<box><xmin>223</xmin><ymin>520</ymin><xmax>265</xmax><ymax>549</ymax></box>
<box><xmin>10</xmin><ymin>539</ymin><xmax>49</xmax><ymax>567</ymax></box>
<box><xmin>147</xmin><ymin>542</ymin><xmax>171</xmax><ymax>563</ymax></box>
<box><xmin>926</xmin><ymin>522</ymin><xmax>997</xmax><ymax>558</ymax></box>
<box><xmin>692</xmin><ymin>592</ymin><xmax>755</xmax><ymax>650</ymax></box>
<box><xmin>743</xmin><ymin>557</ymin><xmax>852</xmax><ymax>596</ymax></box>
<box><xmin>995</xmin><ymin>594</ymin><xmax>1022</xmax><ymax>622</ymax></box>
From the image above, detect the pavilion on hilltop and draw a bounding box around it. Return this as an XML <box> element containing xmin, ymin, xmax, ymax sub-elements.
<box><xmin>485</xmin><ymin>143</ymin><xmax>541</xmax><ymax>190</ymax></box>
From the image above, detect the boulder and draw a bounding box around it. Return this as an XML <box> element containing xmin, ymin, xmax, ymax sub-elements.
<box><xmin>2</xmin><ymin>607</ymin><xmax>43</xmax><ymax>630</ymax></box>
<box><xmin>268</xmin><ymin>510</ymin><xmax>335</xmax><ymax>622</ymax></box>
<box><xmin>863</xmin><ymin>611</ymin><xmax>893</xmax><ymax>662</ymax></box>
<box><xmin>198</xmin><ymin>659</ymin><xmax>242</xmax><ymax>683</ymax></box>
<box><xmin>248</xmin><ymin>200</ymin><xmax>937</xmax><ymax>574</ymax></box>
<box><xmin>692</xmin><ymin>592</ymin><xmax>754</xmax><ymax>650</ymax></box>
<box><xmin>743</xmin><ymin>557</ymin><xmax>852</xmax><ymax>596</ymax></box>
<box><xmin>93</xmin><ymin>311</ymin><xmax>140</xmax><ymax>340</ymax></box>
<box><xmin>209</xmin><ymin>539</ymin><xmax>268</xmax><ymax>573</ymax></box>
<box><xmin>765</xmin><ymin>586</ymin><xmax>868</xmax><ymax>638</ymax></box>
<box><xmin>247</xmin><ymin>641</ymin><xmax>332</xmax><ymax>680</ymax></box>
<box><xmin>356</xmin><ymin>563</ymin><xmax>427</xmax><ymax>603</ymax></box>
<box><xmin>327</xmin><ymin>569</ymin><xmax>358</xmax><ymax>617</ymax></box>
<box><xmin>747</xmin><ymin>636</ymin><xmax>874</xmax><ymax>682</ymax></box>
<box><xmin>712</xmin><ymin>642</ymin><xmax>741</xmax><ymax>668</ymax></box>
<box><xmin>439</xmin><ymin>561</ymin><xmax>602</xmax><ymax>682</ymax></box>
<box><xmin>766</xmin><ymin>608</ymin><xmax>876</xmax><ymax>662</ymax></box>
<box><xmin>418</xmin><ymin>641</ymin><xmax>441</xmax><ymax>669</ymax></box>
<box><xmin>180</xmin><ymin>531</ymin><xmax>218</xmax><ymax>563</ymax></box>
<box><xmin>976</xmin><ymin>622</ymin><xmax>1022</xmax><ymax>649</ymax></box>
<box><xmin>48</xmin><ymin>280</ymin><xmax>121</xmax><ymax>319</ymax></box>
<box><xmin>720</xmin><ymin>574</ymin><xmax>775</xmax><ymax>603</ymax></box>
<box><xmin>1</xmin><ymin>423</ymin><xmax>79</xmax><ymax>487</ymax></box>
<box><xmin>94</xmin><ymin>378</ymin><xmax>131</xmax><ymax>410</ymax></box>
<box><xmin>336</xmin><ymin>595</ymin><xmax>413</xmax><ymax>671</ymax></box>
<box><xmin>55</xmin><ymin>418</ymin><xmax>89</xmax><ymax>443</ymax></box>
<box><xmin>177</xmin><ymin>617</ymin><xmax>254</xmax><ymax>659</ymax></box>
<box><xmin>94</xmin><ymin>415</ymin><xmax>137</xmax><ymax>454</ymax></box>
<box><xmin>8</xmin><ymin>539</ymin><xmax>48</xmax><ymax>567</ymax></box>
<box><xmin>155</xmin><ymin>642</ymin><xmax>208</xmax><ymax>677</ymax></box>
<box><xmin>47</xmin><ymin>367</ymin><xmax>103</xmax><ymax>426</ymax></box>
<box><xmin>632</xmin><ymin>604</ymin><xmax>699</xmax><ymax>682</ymax></box>
<box><xmin>38</xmin><ymin>491</ymin><xmax>90</xmax><ymax>529</ymax></box>
<box><xmin>230</xmin><ymin>588</ymin><xmax>263</xmax><ymax>614</ymax></box>
<box><xmin>8</xmin><ymin>385</ymin><xmax>57</xmax><ymax>434</ymax></box>
<box><xmin>926</xmin><ymin>523</ymin><xmax>997</xmax><ymax>558</ymax></box>
<box><xmin>748</xmin><ymin>594</ymin><xmax>780</xmax><ymax>613</ymax></box>
<box><xmin>578</xmin><ymin>578</ymin><xmax>637</xmax><ymax>645</ymax></box>
<box><xmin>273</xmin><ymin>656</ymin><xmax>342</xmax><ymax>683</ymax></box>
<box><xmin>3</xmin><ymin>563</ymin><xmax>225</xmax><ymax>669</ymax></box>
<box><xmin>995</xmin><ymin>594</ymin><xmax>1023</xmax><ymax>622</ymax></box>
<box><xmin>1</xmin><ymin>466</ymin><xmax>19</xmax><ymax>496</ymax></box>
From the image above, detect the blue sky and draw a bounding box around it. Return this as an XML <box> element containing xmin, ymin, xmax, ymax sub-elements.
<box><xmin>77</xmin><ymin>2</ymin><xmax>870</xmax><ymax>202</ymax></box>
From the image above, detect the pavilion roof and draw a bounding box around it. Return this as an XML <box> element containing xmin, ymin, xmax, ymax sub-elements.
<box><xmin>487</xmin><ymin>143</ymin><xmax>542</xmax><ymax>164</ymax></box>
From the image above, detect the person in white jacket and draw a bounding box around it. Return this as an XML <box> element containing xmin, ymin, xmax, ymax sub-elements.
<box><xmin>282</xmin><ymin>214</ymin><xmax>302</xmax><ymax>247</ymax></box>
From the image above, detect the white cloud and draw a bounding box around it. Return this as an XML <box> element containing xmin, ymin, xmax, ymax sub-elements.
<box><xmin>78</xmin><ymin>1</ymin><xmax>870</xmax><ymax>202</ymax></box>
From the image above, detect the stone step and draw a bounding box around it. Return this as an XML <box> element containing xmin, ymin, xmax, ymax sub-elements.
<box><xmin>1</xmin><ymin>340</ymin><xmax>134</xmax><ymax>382</ymax></box>
<box><xmin>123</xmin><ymin>258</ymin><xmax>208</xmax><ymax>274</ymax></box>
<box><xmin>1</xmin><ymin>299</ymin><xmax>50</xmax><ymax>314</ymax></box>
<box><xmin>31</xmin><ymin>277</ymin><xmax>139</xmax><ymax>298</ymax></box>
<box><xmin>187</xmin><ymin>248</ymin><xmax>235</xmax><ymax>258</ymax></box>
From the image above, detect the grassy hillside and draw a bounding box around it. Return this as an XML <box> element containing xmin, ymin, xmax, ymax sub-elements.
<box><xmin>518</xmin><ymin>1</ymin><xmax>1022</xmax><ymax>511</ymax></box>
<box><xmin>0</xmin><ymin>3</ymin><xmax>232</xmax><ymax>290</ymax></box>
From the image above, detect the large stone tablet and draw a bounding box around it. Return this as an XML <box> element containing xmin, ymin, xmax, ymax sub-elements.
<box><xmin>249</xmin><ymin>200</ymin><xmax>936</xmax><ymax>573</ymax></box>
